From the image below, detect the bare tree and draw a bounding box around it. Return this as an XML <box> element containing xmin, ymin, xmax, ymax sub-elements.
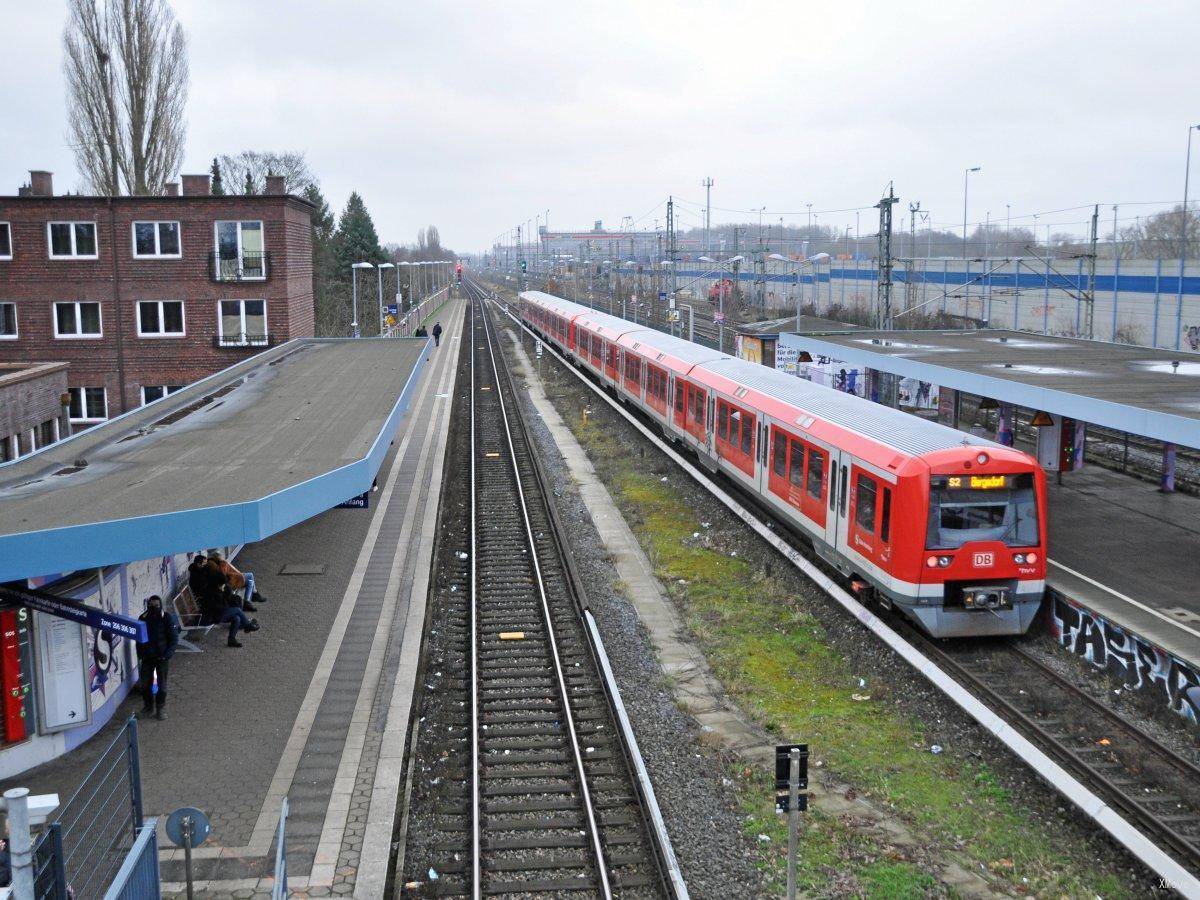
<box><xmin>64</xmin><ymin>0</ymin><xmax>188</xmax><ymax>195</ymax></box>
<box><xmin>218</xmin><ymin>151</ymin><xmax>315</xmax><ymax>195</ymax></box>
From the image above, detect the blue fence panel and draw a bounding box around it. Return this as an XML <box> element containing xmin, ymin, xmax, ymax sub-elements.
<box><xmin>101</xmin><ymin>819</ymin><xmax>160</xmax><ymax>900</ymax></box>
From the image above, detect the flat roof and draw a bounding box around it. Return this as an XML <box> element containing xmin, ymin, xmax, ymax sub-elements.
<box><xmin>738</xmin><ymin>314</ymin><xmax>861</xmax><ymax>336</ymax></box>
<box><xmin>782</xmin><ymin>329</ymin><xmax>1200</xmax><ymax>448</ymax></box>
<box><xmin>0</xmin><ymin>338</ymin><xmax>428</xmax><ymax>581</ymax></box>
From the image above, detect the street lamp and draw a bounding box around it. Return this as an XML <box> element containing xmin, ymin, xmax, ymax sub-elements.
<box><xmin>376</xmin><ymin>262</ymin><xmax>395</xmax><ymax>335</ymax></box>
<box><xmin>350</xmin><ymin>262</ymin><xmax>374</xmax><ymax>338</ymax></box>
<box><xmin>1178</xmin><ymin>124</ymin><xmax>1200</xmax><ymax>349</ymax></box>
<box><xmin>769</xmin><ymin>252</ymin><xmax>831</xmax><ymax>323</ymax></box>
<box><xmin>963</xmin><ymin>166</ymin><xmax>981</xmax><ymax>258</ymax></box>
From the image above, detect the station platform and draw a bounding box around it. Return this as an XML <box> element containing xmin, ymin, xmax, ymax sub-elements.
<box><xmin>0</xmin><ymin>298</ymin><xmax>466</xmax><ymax>898</ymax></box>
<box><xmin>1045</xmin><ymin>464</ymin><xmax>1200</xmax><ymax>667</ymax></box>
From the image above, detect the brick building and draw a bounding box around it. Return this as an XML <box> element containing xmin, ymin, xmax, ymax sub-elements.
<box><xmin>0</xmin><ymin>362</ymin><xmax>70</xmax><ymax>461</ymax></box>
<box><xmin>0</xmin><ymin>170</ymin><xmax>314</xmax><ymax>424</ymax></box>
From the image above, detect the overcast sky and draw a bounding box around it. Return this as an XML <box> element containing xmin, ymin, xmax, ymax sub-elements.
<box><xmin>4</xmin><ymin>0</ymin><xmax>1199</xmax><ymax>251</ymax></box>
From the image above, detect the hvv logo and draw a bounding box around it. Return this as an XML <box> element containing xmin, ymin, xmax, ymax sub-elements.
<box><xmin>972</xmin><ymin>552</ymin><xmax>994</xmax><ymax>567</ymax></box>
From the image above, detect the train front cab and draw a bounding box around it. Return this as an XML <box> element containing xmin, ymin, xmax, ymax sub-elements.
<box><xmin>896</xmin><ymin>449</ymin><xmax>1046</xmax><ymax>638</ymax></box>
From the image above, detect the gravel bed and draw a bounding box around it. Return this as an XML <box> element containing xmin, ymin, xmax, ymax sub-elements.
<box><xmin>497</xmin><ymin>315</ymin><xmax>1168</xmax><ymax>896</ymax></box>
<box><xmin>498</xmin><ymin>325</ymin><xmax>767</xmax><ymax>897</ymax></box>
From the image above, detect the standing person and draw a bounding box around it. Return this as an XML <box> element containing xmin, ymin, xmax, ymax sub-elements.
<box><xmin>432</xmin><ymin>322</ymin><xmax>443</xmax><ymax>347</ymax></box>
<box><xmin>208</xmin><ymin>550</ymin><xmax>262</xmax><ymax>610</ymax></box>
<box><xmin>137</xmin><ymin>595</ymin><xmax>179</xmax><ymax>720</ymax></box>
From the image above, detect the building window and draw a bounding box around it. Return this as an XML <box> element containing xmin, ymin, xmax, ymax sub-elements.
<box><xmin>54</xmin><ymin>301</ymin><xmax>102</xmax><ymax>338</ymax></box>
<box><xmin>214</xmin><ymin>221</ymin><xmax>265</xmax><ymax>280</ymax></box>
<box><xmin>48</xmin><ymin>222</ymin><xmax>98</xmax><ymax>259</ymax></box>
<box><xmin>68</xmin><ymin>387</ymin><xmax>107</xmax><ymax>423</ymax></box>
<box><xmin>141</xmin><ymin>385</ymin><xmax>184</xmax><ymax>405</ymax></box>
<box><xmin>218</xmin><ymin>299</ymin><xmax>268</xmax><ymax>346</ymax></box>
<box><xmin>0</xmin><ymin>434</ymin><xmax>15</xmax><ymax>462</ymax></box>
<box><xmin>0</xmin><ymin>302</ymin><xmax>15</xmax><ymax>339</ymax></box>
<box><xmin>137</xmin><ymin>300</ymin><xmax>185</xmax><ymax>336</ymax></box>
<box><xmin>132</xmin><ymin>221</ymin><xmax>181</xmax><ymax>258</ymax></box>
<box><xmin>0</xmin><ymin>222</ymin><xmax>11</xmax><ymax>260</ymax></box>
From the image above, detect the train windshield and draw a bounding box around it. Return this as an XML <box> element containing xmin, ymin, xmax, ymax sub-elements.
<box><xmin>926</xmin><ymin>473</ymin><xmax>1039</xmax><ymax>549</ymax></box>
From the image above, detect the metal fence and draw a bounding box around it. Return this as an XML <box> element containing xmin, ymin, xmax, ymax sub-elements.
<box><xmin>100</xmin><ymin>819</ymin><xmax>159</xmax><ymax>900</ymax></box>
<box><xmin>34</xmin><ymin>717</ymin><xmax>144</xmax><ymax>899</ymax></box>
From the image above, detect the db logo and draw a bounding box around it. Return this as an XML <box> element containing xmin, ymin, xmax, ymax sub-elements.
<box><xmin>972</xmin><ymin>552</ymin><xmax>994</xmax><ymax>567</ymax></box>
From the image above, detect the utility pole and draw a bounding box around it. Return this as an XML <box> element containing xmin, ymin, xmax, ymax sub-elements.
<box><xmin>907</xmin><ymin>201</ymin><xmax>921</xmax><ymax>312</ymax></box>
<box><xmin>667</xmin><ymin>196</ymin><xmax>678</xmax><ymax>334</ymax></box>
<box><xmin>1085</xmin><ymin>204</ymin><xmax>1099</xmax><ymax>339</ymax></box>
<box><xmin>702</xmin><ymin>177</ymin><xmax>714</xmax><ymax>254</ymax></box>
<box><xmin>876</xmin><ymin>183</ymin><xmax>898</xmax><ymax>329</ymax></box>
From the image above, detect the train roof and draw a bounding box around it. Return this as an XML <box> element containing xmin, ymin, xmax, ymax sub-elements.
<box><xmin>521</xmin><ymin>290</ymin><xmax>1020</xmax><ymax>463</ymax></box>
<box><xmin>695</xmin><ymin>356</ymin><xmax>1000</xmax><ymax>457</ymax></box>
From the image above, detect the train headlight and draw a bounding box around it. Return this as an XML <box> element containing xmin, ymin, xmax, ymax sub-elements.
<box><xmin>938</xmin><ymin>556</ymin><xmax>952</xmax><ymax>568</ymax></box>
<box><xmin>1013</xmin><ymin>553</ymin><xmax>1025</xmax><ymax>564</ymax></box>
<box><xmin>1026</xmin><ymin>552</ymin><xmax>1038</xmax><ymax>564</ymax></box>
<box><xmin>976</xmin><ymin>453</ymin><xmax>989</xmax><ymax>465</ymax></box>
<box><xmin>926</xmin><ymin>555</ymin><xmax>938</xmax><ymax>568</ymax></box>
<box><xmin>1013</xmin><ymin>551</ymin><xmax>1039</xmax><ymax>565</ymax></box>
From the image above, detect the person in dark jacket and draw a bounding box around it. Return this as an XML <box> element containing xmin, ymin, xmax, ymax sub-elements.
<box><xmin>201</xmin><ymin>557</ymin><xmax>260</xmax><ymax>647</ymax></box>
<box><xmin>414</xmin><ymin>325</ymin><xmax>428</xmax><ymax>338</ymax></box>
<box><xmin>137</xmin><ymin>595</ymin><xmax>179</xmax><ymax>720</ymax></box>
<box><xmin>432</xmin><ymin>322</ymin><xmax>443</xmax><ymax>347</ymax></box>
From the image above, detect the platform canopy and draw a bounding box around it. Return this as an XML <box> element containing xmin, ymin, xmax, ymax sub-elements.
<box><xmin>0</xmin><ymin>338</ymin><xmax>428</xmax><ymax>582</ymax></box>
<box><xmin>783</xmin><ymin>328</ymin><xmax>1200</xmax><ymax>448</ymax></box>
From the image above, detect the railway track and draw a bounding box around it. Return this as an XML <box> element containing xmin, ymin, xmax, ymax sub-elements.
<box><xmin>921</xmin><ymin>635</ymin><xmax>1200</xmax><ymax>873</ymax></box>
<box><xmin>480</xmin><ymin>277</ymin><xmax>1200</xmax><ymax>889</ymax></box>
<box><xmin>401</xmin><ymin>284</ymin><xmax>674</xmax><ymax>897</ymax></box>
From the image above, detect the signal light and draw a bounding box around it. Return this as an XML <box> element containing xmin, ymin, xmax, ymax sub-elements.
<box><xmin>1014</xmin><ymin>551</ymin><xmax>1038</xmax><ymax>565</ymax></box>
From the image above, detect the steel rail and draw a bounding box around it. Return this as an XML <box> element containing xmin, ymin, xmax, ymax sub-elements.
<box><xmin>469</xmin><ymin>298</ymin><xmax>482</xmax><ymax>900</ymax></box>
<box><xmin>474</xmin><ymin>291</ymin><xmax>614</xmax><ymax>899</ymax></box>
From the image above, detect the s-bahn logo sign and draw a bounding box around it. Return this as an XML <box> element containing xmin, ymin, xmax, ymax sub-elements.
<box><xmin>972</xmin><ymin>552</ymin><xmax>994</xmax><ymax>567</ymax></box>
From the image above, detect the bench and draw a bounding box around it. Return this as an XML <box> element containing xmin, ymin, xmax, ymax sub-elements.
<box><xmin>171</xmin><ymin>583</ymin><xmax>215</xmax><ymax>652</ymax></box>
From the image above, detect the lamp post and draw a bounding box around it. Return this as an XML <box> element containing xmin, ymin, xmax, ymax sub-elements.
<box><xmin>350</xmin><ymin>262</ymin><xmax>374</xmax><ymax>338</ymax></box>
<box><xmin>769</xmin><ymin>252</ymin><xmax>831</xmax><ymax>325</ymax></box>
<box><xmin>697</xmin><ymin>254</ymin><xmax>745</xmax><ymax>352</ymax></box>
<box><xmin>963</xmin><ymin>166</ymin><xmax>981</xmax><ymax>258</ymax></box>
<box><xmin>397</xmin><ymin>261</ymin><xmax>410</xmax><ymax>313</ymax></box>
<box><xmin>376</xmin><ymin>262</ymin><xmax>395</xmax><ymax>335</ymax></box>
<box><xmin>1178</xmin><ymin>124</ymin><xmax>1200</xmax><ymax>350</ymax></box>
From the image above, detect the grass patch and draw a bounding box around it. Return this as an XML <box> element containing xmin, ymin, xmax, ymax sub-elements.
<box><xmin>570</xmin><ymin>412</ymin><xmax>1135</xmax><ymax>898</ymax></box>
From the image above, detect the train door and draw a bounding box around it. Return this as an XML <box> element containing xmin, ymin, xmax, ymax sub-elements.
<box><xmin>606</xmin><ymin>343</ymin><xmax>620</xmax><ymax>383</ymax></box>
<box><xmin>825</xmin><ymin>449</ymin><xmax>849</xmax><ymax>551</ymax></box>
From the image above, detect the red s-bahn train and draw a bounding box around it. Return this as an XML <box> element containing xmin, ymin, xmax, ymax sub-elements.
<box><xmin>516</xmin><ymin>290</ymin><xmax>1047</xmax><ymax>639</ymax></box>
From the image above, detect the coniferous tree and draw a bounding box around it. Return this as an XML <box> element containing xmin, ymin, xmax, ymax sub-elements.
<box><xmin>210</xmin><ymin>157</ymin><xmax>224</xmax><ymax>195</ymax></box>
<box><xmin>332</xmin><ymin>192</ymin><xmax>386</xmax><ymax>334</ymax></box>
<box><xmin>304</xmin><ymin>184</ymin><xmax>343</xmax><ymax>336</ymax></box>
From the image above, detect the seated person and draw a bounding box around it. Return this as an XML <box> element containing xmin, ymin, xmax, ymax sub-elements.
<box><xmin>207</xmin><ymin>549</ymin><xmax>264</xmax><ymax>610</ymax></box>
<box><xmin>213</xmin><ymin>582</ymin><xmax>260</xmax><ymax>649</ymax></box>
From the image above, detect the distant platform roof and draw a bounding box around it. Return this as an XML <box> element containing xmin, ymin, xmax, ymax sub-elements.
<box><xmin>0</xmin><ymin>338</ymin><xmax>428</xmax><ymax>581</ymax></box>
<box><xmin>783</xmin><ymin>329</ymin><xmax>1200</xmax><ymax>447</ymax></box>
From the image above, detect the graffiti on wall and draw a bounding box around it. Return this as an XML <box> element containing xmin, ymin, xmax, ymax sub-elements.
<box><xmin>1050</xmin><ymin>593</ymin><xmax>1200</xmax><ymax>725</ymax></box>
<box><xmin>1185</xmin><ymin>325</ymin><xmax>1200</xmax><ymax>351</ymax></box>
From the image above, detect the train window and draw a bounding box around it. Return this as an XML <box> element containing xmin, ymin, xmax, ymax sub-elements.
<box><xmin>675</xmin><ymin>383</ymin><xmax>684</xmax><ymax>413</ymax></box>
<box><xmin>773</xmin><ymin>433</ymin><xmax>787</xmax><ymax>477</ymax></box>
<box><xmin>718</xmin><ymin>403</ymin><xmax>729</xmax><ymax>440</ymax></box>
<box><xmin>855</xmin><ymin>474</ymin><xmax>877</xmax><ymax>534</ymax></box>
<box><xmin>807</xmin><ymin>449</ymin><xmax>824</xmax><ymax>500</ymax></box>
<box><xmin>880</xmin><ymin>487</ymin><xmax>892</xmax><ymax>543</ymax></box>
<box><xmin>789</xmin><ymin>440</ymin><xmax>804</xmax><ymax>486</ymax></box>
<box><xmin>839</xmin><ymin>465</ymin><xmax>848</xmax><ymax>516</ymax></box>
<box><xmin>740</xmin><ymin>413</ymin><xmax>753</xmax><ymax>455</ymax></box>
<box><xmin>727</xmin><ymin>406</ymin><xmax>740</xmax><ymax>442</ymax></box>
<box><xmin>693</xmin><ymin>389</ymin><xmax>705</xmax><ymax>426</ymax></box>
